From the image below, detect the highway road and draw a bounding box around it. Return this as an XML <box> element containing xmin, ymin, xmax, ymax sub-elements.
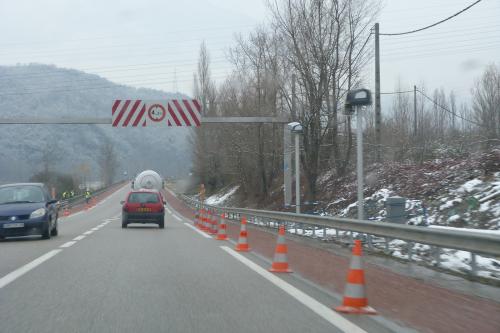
<box><xmin>0</xmin><ymin>184</ymin><xmax>411</xmax><ymax>333</ymax></box>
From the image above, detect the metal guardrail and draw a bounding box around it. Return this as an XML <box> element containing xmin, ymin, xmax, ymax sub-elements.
<box><xmin>180</xmin><ymin>195</ymin><xmax>500</xmax><ymax>278</ymax></box>
<box><xmin>58</xmin><ymin>181</ymin><xmax>126</xmax><ymax>211</ymax></box>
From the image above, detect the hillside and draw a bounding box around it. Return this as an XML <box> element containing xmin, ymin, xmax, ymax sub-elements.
<box><xmin>0</xmin><ymin>64</ymin><xmax>192</xmax><ymax>182</ymax></box>
<box><xmin>203</xmin><ymin>149</ymin><xmax>500</xmax><ymax>230</ymax></box>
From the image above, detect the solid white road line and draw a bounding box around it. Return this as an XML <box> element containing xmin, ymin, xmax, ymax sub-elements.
<box><xmin>220</xmin><ymin>246</ymin><xmax>367</xmax><ymax>333</ymax></box>
<box><xmin>0</xmin><ymin>250</ymin><xmax>62</xmax><ymax>289</ymax></box>
<box><xmin>91</xmin><ymin>227</ymin><xmax>99</xmax><ymax>231</ymax></box>
<box><xmin>172</xmin><ymin>214</ymin><xmax>182</xmax><ymax>222</ymax></box>
<box><xmin>83</xmin><ymin>230</ymin><xmax>93</xmax><ymax>235</ymax></box>
<box><xmin>166</xmin><ymin>208</ymin><xmax>172</xmax><ymax>214</ymax></box>
<box><xmin>184</xmin><ymin>223</ymin><xmax>212</xmax><ymax>239</ymax></box>
<box><xmin>73</xmin><ymin>235</ymin><xmax>86</xmax><ymax>241</ymax></box>
<box><xmin>60</xmin><ymin>241</ymin><xmax>77</xmax><ymax>248</ymax></box>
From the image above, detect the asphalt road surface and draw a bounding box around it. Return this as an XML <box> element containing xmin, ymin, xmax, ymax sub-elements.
<box><xmin>0</xmin><ymin>185</ymin><xmax>410</xmax><ymax>333</ymax></box>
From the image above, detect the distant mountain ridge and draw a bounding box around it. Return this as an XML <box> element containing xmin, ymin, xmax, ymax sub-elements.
<box><xmin>0</xmin><ymin>64</ymin><xmax>192</xmax><ymax>182</ymax></box>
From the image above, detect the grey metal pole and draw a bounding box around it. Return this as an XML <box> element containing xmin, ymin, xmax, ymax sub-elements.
<box><xmin>295</xmin><ymin>133</ymin><xmax>301</xmax><ymax>214</ymax></box>
<box><xmin>284</xmin><ymin>126</ymin><xmax>292</xmax><ymax>207</ymax></box>
<box><xmin>291</xmin><ymin>74</ymin><xmax>297</xmax><ymax>121</ymax></box>
<box><xmin>374</xmin><ymin>23</ymin><xmax>381</xmax><ymax>162</ymax></box>
<box><xmin>356</xmin><ymin>108</ymin><xmax>364</xmax><ymax>220</ymax></box>
<box><xmin>413</xmin><ymin>85</ymin><xmax>417</xmax><ymax>136</ymax></box>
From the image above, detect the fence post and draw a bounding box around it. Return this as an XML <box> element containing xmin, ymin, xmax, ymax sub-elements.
<box><xmin>470</xmin><ymin>252</ymin><xmax>478</xmax><ymax>279</ymax></box>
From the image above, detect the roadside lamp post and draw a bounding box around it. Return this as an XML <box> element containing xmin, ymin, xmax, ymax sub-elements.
<box><xmin>344</xmin><ymin>89</ymin><xmax>372</xmax><ymax>221</ymax></box>
<box><xmin>288</xmin><ymin>122</ymin><xmax>303</xmax><ymax>214</ymax></box>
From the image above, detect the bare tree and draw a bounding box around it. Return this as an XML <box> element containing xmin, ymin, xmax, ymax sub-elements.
<box><xmin>472</xmin><ymin>63</ymin><xmax>500</xmax><ymax>146</ymax></box>
<box><xmin>98</xmin><ymin>138</ymin><xmax>118</xmax><ymax>187</ymax></box>
<box><xmin>269</xmin><ymin>0</ymin><xmax>378</xmax><ymax>200</ymax></box>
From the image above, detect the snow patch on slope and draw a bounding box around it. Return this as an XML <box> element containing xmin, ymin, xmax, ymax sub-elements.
<box><xmin>205</xmin><ymin>186</ymin><xmax>240</xmax><ymax>205</ymax></box>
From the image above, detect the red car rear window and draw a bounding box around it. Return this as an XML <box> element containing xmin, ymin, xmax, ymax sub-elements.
<box><xmin>128</xmin><ymin>192</ymin><xmax>159</xmax><ymax>204</ymax></box>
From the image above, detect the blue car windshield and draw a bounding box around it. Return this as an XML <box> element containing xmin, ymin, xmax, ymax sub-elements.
<box><xmin>0</xmin><ymin>186</ymin><xmax>45</xmax><ymax>204</ymax></box>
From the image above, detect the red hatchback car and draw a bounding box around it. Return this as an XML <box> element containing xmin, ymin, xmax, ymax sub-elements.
<box><xmin>121</xmin><ymin>190</ymin><xmax>165</xmax><ymax>229</ymax></box>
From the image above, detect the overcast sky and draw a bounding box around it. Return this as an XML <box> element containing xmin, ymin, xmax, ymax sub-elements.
<box><xmin>0</xmin><ymin>0</ymin><xmax>498</xmax><ymax>106</ymax></box>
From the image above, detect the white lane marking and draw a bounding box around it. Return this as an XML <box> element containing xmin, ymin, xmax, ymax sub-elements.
<box><xmin>173</xmin><ymin>214</ymin><xmax>182</xmax><ymax>222</ymax></box>
<box><xmin>184</xmin><ymin>223</ymin><xmax>212</xmax><ymax>238</ymax></box>
<box><xmin>0</xmin><ymin>250</ymin><xmax>62</xmax><ymax>289</ymax></box>
<box><xmin>83</xmin><ymin>230</ymin><xmax>93</xmax><ymax>235</ymax></box>
<box><xmin>73</xmin><ymin>235</ymin><xmax>86</xmax><ymax>241</ymax></box>
<box><xmin>220</xmin><ymin>246</ymin><xmax>367</xmax><ymax>333</ymax></box>
<box><xmin>166</xmin><ymin>208</ymin><xmax>172</xmax><ymax>214</ymax></box>
<box><xmin>91</xmin><ymin>227</ymin><xmax>99</xmax><ymax>231</ymax></box>
<box><xmin>60</xmin><ymin>241</ymin><xmax>77</xmax><ymax>248</ymax></box>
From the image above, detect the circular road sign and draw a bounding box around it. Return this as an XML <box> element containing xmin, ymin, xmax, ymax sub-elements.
<box><xmin>148</xmin><ymin>104</ymin><xmax>166</xmax><ymax>122</ymax></box>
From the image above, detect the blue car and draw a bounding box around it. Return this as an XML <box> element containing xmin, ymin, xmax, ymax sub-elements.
<box><xmin>0</xmin><ymin>183</ymin><xmax>59</xmax><ymax>240</ymax></box>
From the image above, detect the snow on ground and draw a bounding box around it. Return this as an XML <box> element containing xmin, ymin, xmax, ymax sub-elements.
<box><xmin>205</xmin><ymin>186</ymin><xmax>239</xmax><ymax>206</ymax></box>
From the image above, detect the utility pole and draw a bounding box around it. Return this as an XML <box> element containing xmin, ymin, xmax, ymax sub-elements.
<box><xmin>291</xmin><ymin>74</ymin><xmax>297</xmax><ymax>121</ymax></box>
<box><xmin>283</xmin><ymin>75</ymin><xmax>296</xmax><ymax>207</ymax></box>
<box><xmin>356</xmin><ymin>108</ymin><xmax>364</xmax><ymax>220</ymax></box>
<box><xmin>374</xmin><ymin>23</ymin><xmax>381</xmax><ymax>162</ymax></box>
<box><xmin>414</xmin><ymin>85</ymin><xmax>417</xmax><ymax>137</ymax></box>
<box><xmin>283</xmin><ymin>127</ymin><xmax>292</xmax><ymax>207</ymax></box>
<box><xmin>295</xmin><ymin>133</ymin><xmax>301</xmax><ymax>214</ymax></box>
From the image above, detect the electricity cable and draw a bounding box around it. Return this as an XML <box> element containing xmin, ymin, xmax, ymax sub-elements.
<box><xmin>379</xmin><ymin>0</ymin><xmax>482</xmax><ymax>36</ymax></box>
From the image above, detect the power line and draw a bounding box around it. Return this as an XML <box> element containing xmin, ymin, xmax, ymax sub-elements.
<box><xmin>0</xmin><ymin>24</ymin><xmax>255</xmax><ymax>47</ymax></box>
<box><xmin>380</xmin><ymin>0</ymin><xmax>483</xmax><ymax>36</ymax></box>
<box><xmin>380</xmin><ymin>90</ymin><xmax>413</xmax><ymax>95</ymax></box>
<box><xmin>0</xmin><ymin>74</ymin><xmax>230</xmax><ymax>97</ymax></box>
<box><xmin>416</xmin><ymin>89</ymin><xmax>487</xmax><ymax>128</ymax></box>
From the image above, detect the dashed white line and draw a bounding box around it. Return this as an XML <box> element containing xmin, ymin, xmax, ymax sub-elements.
<box><xmin>166</xmin><ymin>208</ymin><xmax>172</xmax><ymax>214</ymax></box>
<box><xmin>184</xmin><ymin>223</ymin><xmax>212</xmax><ymax>238</ymax></box>
<box><xmin>91</xmin><ymin>227</ymin><xmax>99</xmax><ymax>231</ymax></box>
<box><xmin>73</xmin><ymin>235</ymin><xmax>86</xmax><ymax>241</ymax></box>
<box><xmin>173</xmin><ymin>214</ymin><xmax>182</xmax><ymax>222</ymax></box>
<box><xmin>0</xmin><ymin>250</ymin><xmax>62</xmax><ymax>289</ymax></box>
<box><xmin>83</xmin><ymin>230</ymin><xmax>94</xmax><ymax>235</ymax></box>
<box><xmin>220</xmin><ymin>246</ymin><xmax>367</xmax><ymax>333</ymax></box>
<box><xmin>59</xmin><ymin>241</ymin><xmax>77</xmax><ymax>248</ymax></box>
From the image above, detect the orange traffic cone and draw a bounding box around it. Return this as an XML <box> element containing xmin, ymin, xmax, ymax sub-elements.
<box><xmin>194</xmin><ymin>210</ymin><xmax>200</xmax><ymax>228</ymax></box>
<box><xmin>269</xmin><ymin>225</ymin><xmax>292</xmax><ymax>273</ymax></box>
<box><xmin>235</xmin><ymin>216</ymin><xmax>250</xmax><ymax>252</ymax></box>
<box><xmin>208</xmin><ymin>211</ymin><xmax>218</xmax><ymax>235</ymax></box>
<box><xmin>216</xmin><ymin>213</ymin><xmax>228</xmax><ymax>240</ymax></box>
<box><xmin>199</xmin><ymin>209</ymin><xmax>207</xmax><ymax>231</ymax></box>
<box><xmin>63</xmin><ymin>207</ymin><xmax>70</xmax><ymax>216</ymax></box>
<box><xmin>335</xmin><ymin>239</ymin><xmax>377</xmax><ymax>315</ymax></box>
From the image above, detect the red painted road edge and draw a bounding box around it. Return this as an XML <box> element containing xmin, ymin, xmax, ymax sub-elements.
<box><xmin>163</xmin><ymin>189</ymin><xmax>500</xmax><ymax>333</ymax></box>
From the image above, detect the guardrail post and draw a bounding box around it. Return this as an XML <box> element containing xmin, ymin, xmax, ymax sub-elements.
<box><xmin>323</xmin><ymin>227</ymin><xmax>327</xmax><ymax>239</ymax></box>
<box><xmin>407</xmin><ymin>242</ymin><xmax>414</xmax><ymax>262</ymax></box>
<box><xmin>384</xmin><ymin>238</ymin><xmax>390</xmax><ymax>254</ymax></box>
<box><xmin>469</xmin><ymin>253</ymin><xmax>478</xmax><ymax>279</ymax></box>
<box><xmin>432</xmin><ymin>246</ymin><xmax>441</xmax><ymax>267</ymax></box>
<box><xmin>367</xmin><ymin>234</ymin><xmax>373</xmax><ymax>250</ymax></box>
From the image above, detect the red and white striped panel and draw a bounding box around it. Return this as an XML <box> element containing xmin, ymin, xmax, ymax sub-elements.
<box><xmin>112</xmin><ymin>100</ymin><xmax>147</xmax><ymax>127</ymax></box>
<box><xmin>166</xmin><ymin>99</ymin><xmax>201</xmax><ymax>127</ymax></box>
<box><xmin>112</xmin><ymin>99</ymin><xmax>201</xmax><ymax>127</ymax></box>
